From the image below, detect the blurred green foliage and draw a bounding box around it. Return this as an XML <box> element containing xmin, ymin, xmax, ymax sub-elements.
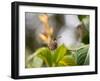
<box><xmin>78</xmin><ymin>15</ymin><xmax>86</xmax><ymax>21</ymax></box>
<box><xmin>78</xmin><ymin>15</ymin><xmax>90</xmax><ymax>44</ymax></box>
<box><xmin>26</xmin><ymin>44</ymin><xmax>89</xmax><ymax>68</ymax></box>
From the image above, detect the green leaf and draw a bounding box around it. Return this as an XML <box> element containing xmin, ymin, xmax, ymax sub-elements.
<box><xmin>58</xmin><ymin>55</ymin><xmax>76</xmax><ymax>66</ymax></box>
<box><xmin>27</xmin><ymin>47</ymin><xmax>52</xmax><ymax>67</ymax></box>
<box><xmin>32</xmin><ymin>56</ymin><xmax>43</xmax><ymax>67</ymax></box>
<box><xmin>37</xmin><ymin>47</ymin><xmax>52</xmax><ymax>67</ymax></box>
<box><xmin>26</xmin><ymin>56</ymin><xmax>43</xmax><ymax>68</ymax></box>
<box><xmin>84</xmin><ymin>50</ymin><xmax>89</xmax><ymax>65</ymax></box>
<box><xmin>76</xmin><ymin>45</ymin><xmax>89</xmax><ymax>65</ymax></box>
<box><xmin>53</xmin><ymin>44</ymin><xmax>67</xmax><ymax>64</ymax></box>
